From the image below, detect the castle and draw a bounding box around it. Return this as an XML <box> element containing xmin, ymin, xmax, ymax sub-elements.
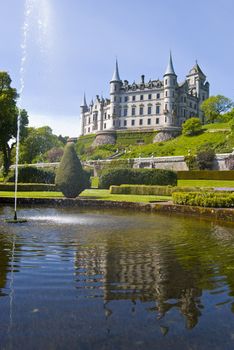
<box><xmin>80</xmin><ymin>53</ymin><xmax>209</xmax><ymax>137</ymax></box>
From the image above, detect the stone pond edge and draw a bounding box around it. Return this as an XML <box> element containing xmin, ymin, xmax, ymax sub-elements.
<box><xmin>0</xmin><ymin>197</ymin><xmax>233</xmax><ymax>224</ymax></box>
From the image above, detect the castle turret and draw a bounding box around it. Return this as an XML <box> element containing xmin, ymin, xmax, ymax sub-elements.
<box><xmin>80</xmin><ymin>93</ymin><xmax>88</xmax><ymax>135</ymax></box>
<box><xmin>110</xmin><ymin>60</ymin><xmax>122</xmax><ymax>129</ymax></box>
<box><xmin>163</xmin><ymin>52</ymin><xmax>177</xmax><ymax>126</ymax></box>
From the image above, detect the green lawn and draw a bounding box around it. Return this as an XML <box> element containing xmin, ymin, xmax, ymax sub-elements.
<box><xmin>178</xmin><ymin>179</ymin><xmax>234</xmax><ymax>188</ymax></box>
<box><xmin>0</xmin><ymin>189</ymin><xmax>171</xmax><ymax>203</ymax></box>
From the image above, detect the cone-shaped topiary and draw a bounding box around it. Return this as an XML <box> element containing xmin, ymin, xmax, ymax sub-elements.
<box><xmin>55</xmin><ymin>142</ymin><xmax>84</xmax><ymax>198</ymax></box>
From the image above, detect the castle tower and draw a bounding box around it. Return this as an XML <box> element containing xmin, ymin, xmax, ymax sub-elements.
<box><xmin>110</xmin><ymin>59</ymin><xmax>122</xmax><ymax>129</ymax></box>
<box><xmin>186</xmin><ymin>62</ymin><xmax>209</xmax><ymax>122</ymax></box>
<box><xmin>163</xmin><ymin>52</ymin><xmax>177</xmax><ymax>126</ymax></box>
<box><xmin>80</xmin><ymin>93</ymin><xmax>88</xmax><ymax>135</ymax></box>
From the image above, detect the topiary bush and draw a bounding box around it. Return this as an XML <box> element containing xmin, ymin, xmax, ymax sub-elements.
<box><xmin>99</xmin><ymin>168</ymin><xmax>177</xmax><ymax>189</ymax></box>
<box><xmin>55</xmin><ymin>143</ymin><xmax>85</xmax><ymax>198</ymax></box>
<box><xmin>6</xmin><ymin>167</ymin><xmax>55</xmax><ymax>184</ymax></box>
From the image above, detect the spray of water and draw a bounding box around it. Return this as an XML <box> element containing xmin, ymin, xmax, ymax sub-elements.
<box><xmin>14</xmin><ymin>0</ymin><xmax>51</xmax><ymax>219</ymax></box>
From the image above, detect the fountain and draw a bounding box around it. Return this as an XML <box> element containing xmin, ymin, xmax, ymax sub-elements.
<box><xmin>6</xmin><ymin>0</ymin><xmax>50</xmax><ymax>223</ymax></box>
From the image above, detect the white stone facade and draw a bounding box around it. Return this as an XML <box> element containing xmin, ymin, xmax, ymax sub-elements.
<box><xmin>80</xmin><ymin>54</ymin><xmax>209</xmax><ymax>135</ymax></box>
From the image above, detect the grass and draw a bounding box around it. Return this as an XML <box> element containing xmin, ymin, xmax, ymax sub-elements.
<box><xmin>178</xmin><ymin>179</ymin><xmax>234</xmax><ymax>188</ymax></box>
<box><xmin>0</xmin><ymin>189</ymin><xmax>171</xmax><ymax>202</ymax></box>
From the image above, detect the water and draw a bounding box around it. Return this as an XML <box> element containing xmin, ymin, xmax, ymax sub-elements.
<box><xmin>0</xmin><ymin>207</ymin><xmax>234</xmax><ymax>349</ymax></box>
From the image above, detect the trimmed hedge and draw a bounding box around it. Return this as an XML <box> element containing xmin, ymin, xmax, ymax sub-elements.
<box><xmin>0</xmin><ymin>183</ymin><xmax>57</xmax><ymax>192</ymax></box>
<box><xmin>172</xmin><ymin>192</ymin><xmax>234</xmax><ymax>208</ymax></box>
<box><xmin>110</xmin><ymin>185</ymin><xmax>214</xmax><ymax>196</ymax></box>
<box><xmin>177</xmin><ymin>170</ymin><xmax>234</xmax><ymax>180</ymax></box>
<box><xmin>7</xmin><ymin>167</ymin><xmax>55</xmax><ymax>184</ymax></box>
<box><xmin>99</xmin><ymin>168</ymin><xmax>177</xmax><ymax>189</ymax></box>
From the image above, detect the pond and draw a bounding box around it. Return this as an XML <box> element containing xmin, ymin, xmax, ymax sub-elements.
<box><xmin>0</xmin><ymin>206</ymin><xmax>234</xmax><ymax>349</ymax></box>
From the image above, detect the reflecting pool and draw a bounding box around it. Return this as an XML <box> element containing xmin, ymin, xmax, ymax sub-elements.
<box><xmin>0</xmin><ymin>206</ymin><xmax>234</xmax><ymax>349</ymax></box>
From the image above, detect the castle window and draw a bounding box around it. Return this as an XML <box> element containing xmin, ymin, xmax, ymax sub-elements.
<box><xmin>184</xmin><ymin>97</ymin><xmax>186</xmax><ymax>103</ymax></box>
<box><xmin>124</xmin><ymin>96</ymin><xmax>128</xmax><ymax>102</ymax></box>
<box><xmin>132</xmin><ymin>96</ymin><xmax>136</xmax><ymax>101</ymax></box>
<box><xmin>140</xmin><ymin>106</ymin><xmax>144</xmax><ymax>115</ymax></box>
<box><xmin>131</xmin><ymin>120</ymin><xmax>135</xmax><ymax>126</ymax></box>
<box><xmin>104</xmin><ymin>113</ymin><xmax>107</xmax><ymax>120</ymax></box>
<box><xmin>190</xmin><ymin>102</ymin><xmax>192</xmax><ymax>108</ymax></box>
<box><xmin>165</xmin><ymin>104</ymin><xmax>168</xmax><ymax>110</ymax></box>
<box><xmin>203</xmin><ymin>95</ymin><xmax>205</xmax><ymax>101</ymax></box>
<box><xmin>180</xmin><ymin>96</ymin><xmax>183</xmax><ymax>102</ymax></box>
<box><xmin>139</xmin><ymin>119</ymin><xmax>143</xmax><ymax>125</ymax></box>
<box><xmin>124</xmin><ymin>120</ymin><xmax>127</xmax><ymax>126</ymax></box>
<box><xmin>165</xmin><ymin>117</ymin><xmax>167</xmax><ymax>123</ymax></box>
<box><xmin>88</xmin><ymin>117</ymin><xmax>91</xmax><ymax>124</ymax></box>
<box><xmin>156</xmin><ymin>105</ymin><xmax>160</xmax><ymax>115</ymax></box>
<box><xmin>104</xmin><ymin>123</ymin><xmax>106</xmax><ymax>129</ymax></box>
<box><xmin>165</xmin><ymin>79</ymin><xmax>168</xmax><ymax>85</ymax></box>
<box><xmin>156</xmin><ymin>118</ymin><xmax>159</xmax><ymax>124</ymax></box>
<box><xmin>165</xmin><ymin>91</ymin><xmax>168</xmax><ymax>97</ymax></box>
<box><xmin>113</xmin><ymin>120</ymin><xmax>115</xmax><ymax>126</ymax></box>
<box><xmin>114</xmin><ymin>85</ymin><xmax>117</xmax><ymax>91</ymax></box>
<box><xmin>183</xmin><ymin>109</ymin><xmax>186</xmax><ymax>117</ymax></box>
<box><xmin>119</xmin><ymin>97</ymin><xmax>122</xmax><ymax>103</ymax></box>
<box><xmin>132</xmin><ymin>107</ymin><xmax>136</xmax><ymax>116</ymax></box>
<box><xmin>157</xmin><ymin>93</ymin><xmax>160</xmax><ymax>99</ymax></box>
<box><xmin>148</xmin><ymin>106</ymin><xmax>152</xmax><ymax>115</ymax></box>
<box><xmin>124</xmin><ymin>108</ymin><xmax>128</xmax><ymax>117</ymax></box>
<box><xmin>114</xmin><ymin>96</ymin><xmax>117</xmax><ymax>102</ymax></box>
<box><xmin>148</xmin><ymin>94</ymin><xmax>152</xmax><ymax>100</ymax></box>
<box><xmin>194</xmin><ymin>103</ymin><xmax>197</xmax><ymax>109</ymax></box>
<box><xmin>108</xmin><ymin>114</ymin><xmax>110</xmax><ymax>119</ymax></box>
<box><xmin>140</xmin><ymin>95</ymin><xmax>144</xmax><ymax>101</ymax></box>
<box><xmin>173</xmin><ymin>91</ymin><xmax>175</xmax><ymax>97</ymax></box>
<box><xmin>88</xmin><ymin>127</ymin><xmax>90</xmax><ymax>132</ymax></box>
<box><xmin>147</xmin><ymin>118</ymin><xmax>151</xmax><ymax>125</ymax></box>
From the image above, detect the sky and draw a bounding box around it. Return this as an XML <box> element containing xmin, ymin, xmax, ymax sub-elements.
<box><xmin>0</xmin><ymin>0</ymin><xmax>234</xmax><ymax>137</ymax></box>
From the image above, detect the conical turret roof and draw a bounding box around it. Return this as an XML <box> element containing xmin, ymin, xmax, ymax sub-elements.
<box><xmin>164</xmin><ymin>52</ymin><xmax>176</xmax><ymax>76</ymax></box>
<box><xmin>81</xmin><ymin>93</ymin><xmax>87</xmax><ymax>107</ymax></box>
<box><xmin>111</xmin><ymin>59</ymin><xmax>121</xmax><ymax>81</ymax></box>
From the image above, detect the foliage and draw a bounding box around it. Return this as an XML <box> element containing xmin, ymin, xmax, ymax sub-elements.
<box><xmin>182</xmin><ymin>118</ymin><xmax>202</xmax><ymax>136</ymax></box>
<box><xmin>184</xmin><ymin>154</ymin><xmax>198</xmax><ymax>170</ymax></box>
<box><xmin>225</xmin><ymin>154</ymin><xmax>234</xmax><ymax>170</ymax></box>
<box><xmin>99</xmin><ymin>168</ymin><xmax>177</xmax><ymax>189</ymax></box>
<box><xmin>178</xmin><ymin>179</ymin><xmax>234</xmax><ymax>187</ymax></box>
<box><xmin>55</xmin><ymin>143</ymin><xmax>85</xmax><ymax>198</ymax></box>
<box><xmin>0</xmin><ymin>72</ymin><xmax>29</xmax><ymax>174</ymax></box>
<box><xmin>0</xmin><ymin>183</ymin><xmax>57</xmax><ymax>191</ymax></box>
<box><xmin>45</xmin><ymin>147</ymin><xmax>64</xmax><ymax>163</ymax></box>
<box><xmin>201</xmin><ymin>95</ymin><xmax>233</xmax><ymax>123</ymax></box>
<box><xmin>110</xmin><ymin>184</ymin><xmax>214</xmax><ymax>196</ymax></box>
<box><xmin>20</xmin><ymin>126</ymin><xmax>62</xmax><ymax>164</ymax></box>
<box><xmin>7</xmin><ymin>166</ymin><xmax>55</xmax><ymax>184</ymax></box>
<box><xmin>172</xmin><ymin>191</ymin><xmax>234</xmax><ymax>208</ymax></box>
<box><xmin>196</xmin><ymin>144</ymin><xmax>215</xmax><ymax>170</ymax></box>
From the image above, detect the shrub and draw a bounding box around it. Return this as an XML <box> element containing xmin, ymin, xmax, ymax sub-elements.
<box><xmin>172</xmin><ymin>191</ymin><xmax>234</xmax><ymax>208</ymax></box>
<box><xmin>110</xmin><ymin>185</ymin><xmax>214</xmax><ymax>196</ymax></box>
<box><xmin>184</xmin><ymin>154</ymin><xmax>198</xmax><ymax>170</ymax></box>
<box><xmin>177</xmin><ymin>170</ymin><xmax>234</xmax><ymax>180</ymax></box>
<box><xmin>0</xmin><ymin>183</ymin><xmax>57</xmax><ymax>191</ymax></box>
<box><xmin>55</xmin><ymin>143</ymin><xmax>85</xmax><ymax>198</ymax></box>
<box><xmin>7</xmin><ymin>167</ymin><xmax>55</xmax><ymax>184</ymax></box>
<box><xmin>182</xmin><ymin>118</ymin><xmax>202</xmax><ymax>136</ymax></box>
<box><xmin>99</xmin><ymin>168</ymin><xmax>177</xmax><ymax>189</ymax></box>
<box><xmin>196</xmin><ymin>144</ymin><xmax>215</xmax><ymax>170</ymax></box>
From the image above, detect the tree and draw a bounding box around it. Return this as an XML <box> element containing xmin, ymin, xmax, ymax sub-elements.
<box><xmin>55</xmin><ymin>142</ymin><xmax>85</xmax><ymax>198</ymax></box>
<box><xmin>0</xmin><ymin>72</ymin><xmax>29</xmax><ymax>174</ymax></box>
<box><xmin>182</xmin><ymin>117</ymin><xmax>202</xmax><ymax>136</ymax></box>
<box><xmin>45</xmin><ymin>147</ymin><xmax>64</xmax><ymax>163</ymax></box>
<box><xmin>196</xmin><ymin>143</ymin><xmax>215</xmax><ymax>170</ymax></box>
<box><xmin>20</xmin><ymin>126</ymin><xmax>62</xmax><ymax>164</ymax></box>
<box><xmin>201</xmin><ymin>95</ymin><xmax>233</xmax><ymax>123</ymax></box>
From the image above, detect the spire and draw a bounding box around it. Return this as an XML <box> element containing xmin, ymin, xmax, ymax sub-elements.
<box><xmin>81</xmin><ymin>93</ymin><xmax>87</xmax><ymax>107</ymax></box>
<box><xmin>111</xmin><ymin>59</ymin><xmax>121</xmax><ymax>82</ymax></box>
<box><xmin>164</xmin><ymin>51</ymin><xmax>176</xmax><ymax>76</ymax></box>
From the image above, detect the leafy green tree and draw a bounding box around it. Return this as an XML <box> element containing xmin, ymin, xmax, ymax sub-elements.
<box><xmin>20</xmin><ymin>126</ymin><xmax>62</xmax><ymax>164</ymax></box>
<box><xmin>182</xmin><ymin>117</ymin><xmax>202</xmax><ymax>136</ymax></box>
<box><xmin>0</xmin><ymin>72</ymin><xmax>29</xmax><ymax>174</ymax></box>
<box><xmin>201</xmin><ymin>95</ymin><xmax>233</xmax><ymax>123</ymax></box>
<box><xmin>55</xmin><ymin>142</ymin><xmax>85</xmax><ymax>198</ymax></box>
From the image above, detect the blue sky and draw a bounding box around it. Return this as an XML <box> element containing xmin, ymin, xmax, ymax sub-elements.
<box><xmin>0</xmin><ymin>0</ymin><xmax>233</xmax><ymax>136</ymax></box>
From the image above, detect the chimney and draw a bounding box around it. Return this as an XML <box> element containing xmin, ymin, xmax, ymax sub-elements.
<box><xmin>141</xmin><ymin>75</ymin><xmax>145</xmax><ymax>84</ymax></box>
